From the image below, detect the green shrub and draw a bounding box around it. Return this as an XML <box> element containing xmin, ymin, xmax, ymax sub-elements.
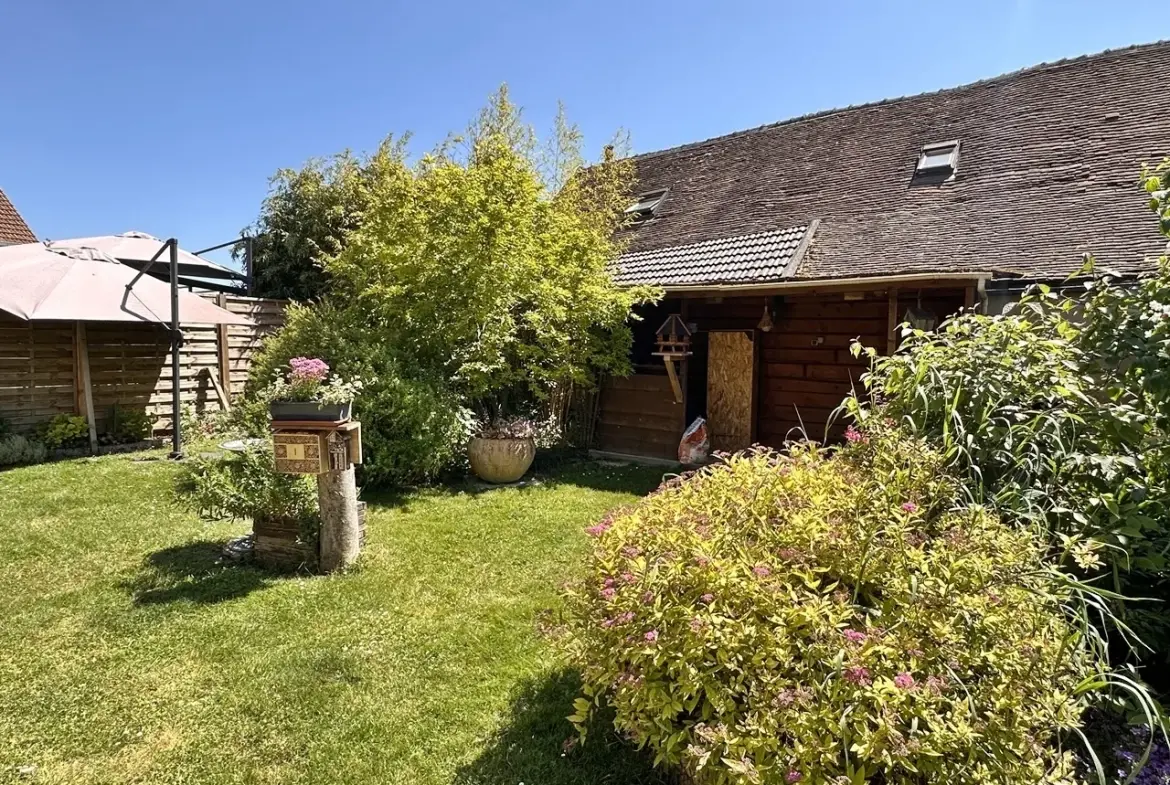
<box><xmin>851</xmin><ymin>167</ymin><xmax>1170</xmax><ymax>662</ymax></box>
<box><xmin>0</xmin><ymin>434</ymin><xmax>48</xmax><ymax>466</ymax></box>
<box><xmin>250</xmin><ymin>301</ymin><xmax>471</xmax><ymax>486</ymax></box>
<box><xmin>563</xmin><ymin>428</ymin><xmax>1097</xmax><ymax>785</ymax></box>
<box><xmin>40</xmin><ymin>414</ymin><xmax>89</xmax><ymax>449</ymax></box>
<box><xmin>103</xmin><ymin>406</ymin><xmax>155</xmax><ymax>444</ymax></box>
<box><xmin>176</xmin><ymin>447</ymin><xmax>319</xmax><ymax>541</ymax></box>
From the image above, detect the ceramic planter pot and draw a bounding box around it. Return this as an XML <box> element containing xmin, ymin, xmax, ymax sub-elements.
<box><xmin>468</xmin><ymin>437</ymin><xmax>536</xmax><ymax>483</ymax></box>
<box><xmin>269</xmin><ymin>401</ymin><xmax>352</xmax><ymax>423</ymax></box>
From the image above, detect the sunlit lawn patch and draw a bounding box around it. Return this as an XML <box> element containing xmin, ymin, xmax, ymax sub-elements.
<box><xmin>0</xmin><ymin>453</ymin><xmax>670</xmax><ymax>784</ymax></box>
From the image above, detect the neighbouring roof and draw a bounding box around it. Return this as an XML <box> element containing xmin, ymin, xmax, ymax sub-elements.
<box><xmin>618</xmin><ymin>40</ymin><xmax>1170</xmax><ymax>285</ymax></box>
<box><xmin>0</xmin><ymin>188</ymin><xmax>36</xmax><ymax>245</ymax></box>
<box><xmin>614</xmin><ymin>225</ymin><xmax>811</xmax><ymax>287</ymax></box>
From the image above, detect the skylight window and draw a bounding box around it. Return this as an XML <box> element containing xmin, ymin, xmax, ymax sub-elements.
<box><xmin>626</xmin><ymin>189</ymin><xmax>668</xmax><ymax>221</ymax></box>
<box><xmin>915</xmin><ymin>141</ymin><xmax>960</xmax><ymax>180</ymax></box>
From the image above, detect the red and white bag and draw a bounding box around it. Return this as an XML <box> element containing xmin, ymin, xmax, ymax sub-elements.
<box><xmin>678</xmin><ymin>417</ymin><xmax>709</xmax><ymax>465</ymax></box>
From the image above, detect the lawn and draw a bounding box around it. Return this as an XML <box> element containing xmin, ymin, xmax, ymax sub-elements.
<box><xmin>0</xmin><ymin>453</ymin><xmax>673</xmax><ymax>785</ymax></box>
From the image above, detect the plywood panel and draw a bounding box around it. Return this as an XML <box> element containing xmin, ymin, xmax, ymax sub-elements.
<box><xmin>707</xmin><ymin>331</ymin><xmax>755</xmax><ymax>453</ymax></box>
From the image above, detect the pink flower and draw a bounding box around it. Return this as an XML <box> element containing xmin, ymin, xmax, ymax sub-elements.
<box><xmin>901</xmin><ymin>502</ymin><xmax>919</xmax><ymax>513</ymax></box>
<box><xmin>786</xmin><ymin>771</ymin><xmax>803</xmax><ymax>784</ymax></box>
<box><xmin>622</xmin><ymin>546</ymin><xmax>642</xmax><ymax>559</ymax></box>
<box><xmin>843</xmin><ymin>629</ymin><xmax>867</xmax><ymax>644</ymax></box>
<box><xmin>753</xmin><ymin>564</ymin><xmax>771</xmax><ymax>577</ymax></box>
<box><xmin>925</xmin><ymin>675</ymin><xmax>948</xmax><ymax>694</ymax></box>
<box><xmin>700</xmin><ymin>593</ymin><xmax>715</xmax><ymax>604</ymax></box>
<box><xmin>844</xmin><ymin>425</ymin><xmax>866</xmax><ymax>443</ymax></box>
<box><xmin>644</xmin><ymin>630</ymin><xmax>659</xmax><ymax>643</ymax></box>
<box><xmin>289</xmin><ymin>356</ymin><xmax>329</xmax><ymax>383</ymax></box>
<box><xmin>621</xmin><ymin>572</ymin><xmax>636</xmax><ymax>584</ymax></box>
<box><xmin>894</xmin><ymin>672</ymin><xmax>916</xmax><ymax>690</ymax></box>
<box><xmin>601</xmin><ymin>618</ymin><xmax>616</xmax><ymax>628</ymax></box>
<box><xmin>695</xmin><ymin>556</ymin><xmax>711</xmax><ymax>568</ymax></box>
<box><xmin>603</xmin><ymin>577</ymin><xmax>616</xmax><ymax>588</ymax></box>
<box><xmin>585</xmin><ymin>522</ymin><xmax>611</xmax><ymax>537</ymax></box>
<box><xmin>616</xmin><ymin>611</ymin><xmax>635</xmax><ymax>624</ymax></box>
<box><xmin>777</xmin><ymin>547</ymin><xmax>799</xmax><ymax>561</ymax></box>
<box><xmin>689</xmin><ymin>617</ymin><xmax>705</xmax><ymax>632</ymax></box>
<box><xmin>843</xmin><ymin>666</ymin><xmax>871</xmax><ymax>686</ymax></box>
<box><xmin>600</xmin><ymin>588</ymin><xmax>616</xmax><ymax>600</ymax></box>
<box><xmin>641</xmin><ymin>591</ymin><xmax>655</xmax><ymax>604</ymax></box>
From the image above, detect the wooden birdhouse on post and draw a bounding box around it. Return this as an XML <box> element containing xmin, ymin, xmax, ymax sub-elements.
<box><xmin>653</xmin><ymin>314</ymin><xmax>692</xmax><ymax>404</ymax></box>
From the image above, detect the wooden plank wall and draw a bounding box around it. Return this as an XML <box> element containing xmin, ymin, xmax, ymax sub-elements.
<box><xmin>0</xmin><ymin>295</ymin><xmax>285</xmax><ymax>434</ymax></box>
<box><xmin>595</xmin><ymin>373</ymin><xmax>684</xmax><ymax>460</ymax></box>
<box><xmin>758</xmin><ymin>295</ymin><xmax>884</xmax><ymax>445</ymax></box>
<box><xmin>0</xmin><ymin>316</ymin><xmax>77</xmax><ymax>431</ymax></box>
<box><xmin>758</xmin><ymin>290</ymin><xmax>965</xmax><ymax>445</ymax></box>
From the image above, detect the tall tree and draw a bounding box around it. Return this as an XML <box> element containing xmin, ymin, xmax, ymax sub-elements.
<box><xmin>243</xmin><ymin>143</ymin><xmax>403</xmax><ymax>301</ymax></box>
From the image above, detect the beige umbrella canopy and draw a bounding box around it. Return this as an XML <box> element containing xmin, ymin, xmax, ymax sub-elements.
<box><xmin>0</xmin><ymin>242</ymin><xmax>253</xmax><ymax>457</ymax></box>
<box><xmin>0</xmin><ymin>242</ymin><xmax>250</xmax><ymax>324</ymax></box>
<box><xmin>48</xmin><ymin>231</ymin><xmax>245</xmax><ymax>285</ymax></box>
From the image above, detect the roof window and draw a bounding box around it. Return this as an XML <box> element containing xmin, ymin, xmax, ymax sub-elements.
<box><xmin>626</xmin><ymin>189</ymin><xmax>668</xmax><ymax>221</ymax></box>
<box><xmin>914</xmin><ymin>141</ymin><xmax>960</xmax><ymax>180</ymax></box>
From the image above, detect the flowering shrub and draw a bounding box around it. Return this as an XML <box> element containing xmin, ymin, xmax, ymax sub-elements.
<box><xmin>251</xmin><ymin>302</ymin><xmax>472</xmax><ymax>486</ymax></box>
<box><xmin>562</xmin><ymin>427</ymin><xmax>1099</xmax><ymax>785</ymax></box>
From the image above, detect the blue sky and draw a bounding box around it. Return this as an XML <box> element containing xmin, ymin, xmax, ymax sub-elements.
<box><xmin>1</xmin><ymin>0</ymin><xmax>1166</xmax><ymax>266</ymax></box>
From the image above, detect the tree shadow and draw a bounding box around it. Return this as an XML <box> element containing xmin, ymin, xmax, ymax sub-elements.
<box><xmin>454</xmin><ymin>669</ymin><xmax>673</xmax><ymax>785</ymax></box>
<box><xmin>122</xmin><ymin>539</ymin><xmax>286</xmax><ymax>606</ymax></box>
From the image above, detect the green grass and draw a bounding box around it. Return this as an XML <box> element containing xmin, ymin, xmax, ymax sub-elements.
<box><xmin>0</xmin><ymin>453</ymin><xmax>673</xmax><ymax>784</ymax></box>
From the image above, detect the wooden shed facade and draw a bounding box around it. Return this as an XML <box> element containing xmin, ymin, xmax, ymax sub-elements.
<box><xmin>594</xmin><ymin>283</ymin><xmax>971</xmax><ymax>462</ymax></box>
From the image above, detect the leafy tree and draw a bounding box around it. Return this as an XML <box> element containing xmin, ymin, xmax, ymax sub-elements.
<box><xmin>325</xmin><ymin>86</ymin><xmax>657</xmax><ymax>419</ymax></box>
<box><xmin>251</xmin><ymin>87</ymin><xmax>654</xmax><ymax>483</ymax></box>
<box><xmin>242</xmin><ymin>144</ymin><xmax>404</xmax><ymax>301</ymax></box>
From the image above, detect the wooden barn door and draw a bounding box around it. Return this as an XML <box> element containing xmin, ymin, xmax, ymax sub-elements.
<box><xmin>706</xmin><ymin>331</ymin><xmax>756</xmax><ymax>452</ymax></box>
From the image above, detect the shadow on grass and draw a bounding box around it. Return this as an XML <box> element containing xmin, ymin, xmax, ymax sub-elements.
<box><xmin>122</xmin><ymin>540</ymin><xmax>282</xmax><ymax>606</ymax></box>
<box><xmin>454</xmin><ymin>669</ymin><xmax>673</xmax><ymax>785</ymax></box>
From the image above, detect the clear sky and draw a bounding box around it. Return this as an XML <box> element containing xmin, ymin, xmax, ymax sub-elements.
<box><xmin>1</xmin><ymin>0</ymin><xmax>1166</xmax><ymax>266</ymax></box>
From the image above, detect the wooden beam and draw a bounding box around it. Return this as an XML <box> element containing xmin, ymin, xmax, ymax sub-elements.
<box><xmin>208</xmin><ymin>368</ymin><xmax>231</xmax><ymax>412</ymax></box>
<box><xmin>964</xmin><ymin>285</ymin><xmax>977</xmax><ymax>310</ymax></box>
<box><xmin>663</xmin><ymin>359</ymin><xmax>684</xmax><ymax>404</ymax></box>
<box><xmin>886</xmin><ymin>288</ymin><xmax>900</xmax><ymax>355</ymax></box>
<box><xmin>216</xmin><ymin>292</ymin><xmax>233</xmax><ymax>406</ymax></box>
<box><xmin>74</xmin><ymin>322</ymin><xmax>99</xmax><ymax>452</ymax></box>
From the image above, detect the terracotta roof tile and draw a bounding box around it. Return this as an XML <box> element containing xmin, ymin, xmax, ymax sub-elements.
<box><xmin>619</xmin><ymin>41</ymin><xmax>1170</xmax><ymax>283</ymax></box>
<box><xmin>0</xmin><ymin>188</ymin><xmax>35</xmax><ymax>245</ymax></box>
<box><xmin>614</xmin><ymin>226</ymin><xmax>809</xmax><ymax>286</ymax></box>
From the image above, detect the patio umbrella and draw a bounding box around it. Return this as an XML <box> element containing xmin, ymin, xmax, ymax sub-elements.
<box><xmin>48</xmin><ymin>231</ymin><xmax>245</xmax><ymax>285</ymax></box>
<box><xmin>0</xmin><ymin>242</ymin><xmax>250</xmax><ymax>324</ymax></box>
<box><xmin>0</xmin><ymin>242</ymin><xmax>253</xmax><ymax>458</ymax></box>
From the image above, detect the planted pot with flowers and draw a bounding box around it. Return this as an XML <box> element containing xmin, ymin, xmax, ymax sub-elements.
<box><xmin>468</xmin><ymin>417</ymin><xmax>537</xmax><ymax>484</ymax></box>
<box><xmin>267</xmin><ymin>357</ymin><xmax>364</xmax><ymax>423</ymax></box>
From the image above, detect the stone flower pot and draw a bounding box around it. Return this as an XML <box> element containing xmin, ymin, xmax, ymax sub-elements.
<box><xmin>468</xmin><ymin>437</ymin><xmax>536</xmax><ymax>484</ymax></box>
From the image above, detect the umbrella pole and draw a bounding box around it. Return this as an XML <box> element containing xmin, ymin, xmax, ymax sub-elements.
<box><xmin>168</xmin><ymin>239</ymin><xmax>184</xmax><ymax>459</ymax></box>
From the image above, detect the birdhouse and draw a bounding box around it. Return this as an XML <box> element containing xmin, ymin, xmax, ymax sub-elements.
<box><xmin>654</xmin><ymin>314</ymin><xmax>692</xmax><ymax>359</ymax></box>
<box><xmin>653</xmin><ymin>314</ymin><xmax>691</xmax><ymax>404</ymax></box>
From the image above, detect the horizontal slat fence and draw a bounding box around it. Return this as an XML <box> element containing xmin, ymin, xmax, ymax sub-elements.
<box><xmin>0</xmin><ymin>295</ymin><xmax>285</xmax><ymax>435</ymax></box>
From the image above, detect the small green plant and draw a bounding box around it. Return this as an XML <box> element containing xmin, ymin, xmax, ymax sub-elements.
<box><xmin>176</xmin><ymin>446</ymin><xmax>320</xmax><ymax>542</ymax></box>
<box><xmin>0</xmin><ymin>434</ymin><xmax>48</xmax><ymax>466</ymax></box>
<box><xmin>103</xmin><ymin>406</ymin><xmax>155</xmax><ymax>445</ymax></box>
<box><xmin>40</xmin><ymin>414</ymin><xmax>89</xmax><ymax>450</ymax></box>
<box><xmin>563</xmin><ymin>426</ymin><xmax>1104</xmax><ymax>785</ymax></box>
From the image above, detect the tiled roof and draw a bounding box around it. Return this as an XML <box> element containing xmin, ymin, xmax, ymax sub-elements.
<box><xmin>0</xmin><ymin>188</ymin><xmax>36</xmax><ymax>245</ymax></box>
<box><xmin>619</xmin><ymin>41</ymin><xmax>1170</xmax><ymax>283</ymax></box>
<box><xmin>614</xmin><ymin>225</ymin><xmax>810</xmax><ymax>286</ymax></box>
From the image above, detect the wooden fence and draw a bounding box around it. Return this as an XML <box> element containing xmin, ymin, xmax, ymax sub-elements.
<box><xmin>0</xmin><ymin>295</ymin><xmax>285</xmax><ymax>435</ymax></box>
